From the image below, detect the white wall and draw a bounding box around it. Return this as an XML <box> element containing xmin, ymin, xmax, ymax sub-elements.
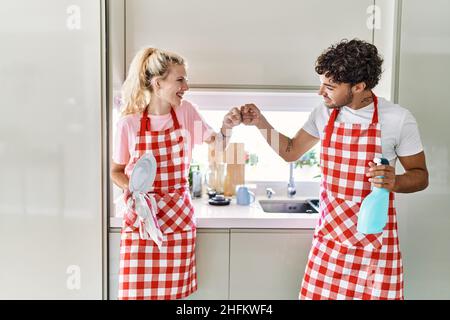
<box><xmin>125</xmin><ymin>0</ymin><xmax>374</xmax><ymax>89</ymax></box>
<box><xmin>0</xmin><ymin>0</ymin><xmax>105</xmax><ymax>299</ymax></box>
<box><xmin>396</xmin><ymin>0</ymin><xmax>450</xmax><ymax>299</ymax></box>
<box><xmin>373</xmin><ymin>0</ymin><xmax>398</xmax><ymax>101</ymax></box>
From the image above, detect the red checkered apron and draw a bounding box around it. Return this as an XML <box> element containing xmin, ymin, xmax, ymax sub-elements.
<box><xmin>300</xmin><ymin>95</ymin><xmax>403</xmax><ymax>300</ymax></box>
<box><xmin>118</xmin><ymin>108</ymin><xmax>197</xmax><ymax>300</ymax></box>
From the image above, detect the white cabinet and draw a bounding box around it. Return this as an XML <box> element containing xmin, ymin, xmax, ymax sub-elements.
<box><xmin>108</xmin><ymin>232</ymin><xmax>121</xmax><ymax>300</ymax></box>
<box><xmin>187</xmin><ymin>229</ymin><xmax>230</xmax><ymax>300</ymax></box>
<box><xmin>125</xmin><ymin>0</ymin><xmax>374</xmax><ymax>88</ymax></box>
<box><xmin>229</xmin><ymin>229</ymin><xmax>313</xmax><ymax>299</ymax></box>
<box><xmin>108</xmin><ymin>229</ymin><xmax>230</xmax><ymax>300</ymax></box>
<box><xmin>108</xmin><ymin>228</ymin><xmax>314</xmax><ymax>299</ymax></box>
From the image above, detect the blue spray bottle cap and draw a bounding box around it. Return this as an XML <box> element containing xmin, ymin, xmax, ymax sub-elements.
<box><xmin>374</xmin><ymin>157</ymin><xmax>389</xmax><ymax>166</ymax></box>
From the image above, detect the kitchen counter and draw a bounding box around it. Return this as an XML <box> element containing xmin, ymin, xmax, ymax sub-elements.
<box><xmin>109</xmin><ymin>196</ymin><xmax>320</xmax><ymax>229</ymax></box>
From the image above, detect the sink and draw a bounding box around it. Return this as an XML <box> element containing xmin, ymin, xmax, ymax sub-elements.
<box><xmin>259</xmin><ymin>199</ymin><xmax>319</xmax><ymax>214</ymax></box>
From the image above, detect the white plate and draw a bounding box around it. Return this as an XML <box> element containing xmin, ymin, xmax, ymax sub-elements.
<box><xmin>129</xmin><ymin>153</ymin><xmax>157</xmax><ymax>193</ymax></box>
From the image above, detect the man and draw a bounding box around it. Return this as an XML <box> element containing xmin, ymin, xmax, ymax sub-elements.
<box><xmin>240</xmin><ymin>39</ymin><xmax>428</xmax><ymax>300</ymax></box>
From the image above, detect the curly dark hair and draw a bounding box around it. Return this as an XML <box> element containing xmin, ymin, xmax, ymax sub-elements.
<box><xmin>315</xmin><ymin>39</ymin><xmax>383</xmax><ymax>89</ymax></box>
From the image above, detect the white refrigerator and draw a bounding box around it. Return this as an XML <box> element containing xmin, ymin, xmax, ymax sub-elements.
<box><xmin>0</xmin><ymin>0</ymin><xmax>105</xmax><ymax>299</ymax></box>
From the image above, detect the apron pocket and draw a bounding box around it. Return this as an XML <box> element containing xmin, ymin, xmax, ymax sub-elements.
<box><xmin>316</xmin><ymin>196</ymin><xmax>383</xmax><ymax>251</ymax></box>
<box><xmin>156</xmin><ymin>192</ymin><xmax>195</xmax><ymax>234</ymax></box>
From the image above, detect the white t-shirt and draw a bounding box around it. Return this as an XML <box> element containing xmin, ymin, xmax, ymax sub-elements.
<box><xmin>302</xmin><ymin>97</ymin><xmax>424</xmax><ymax>166</ymax></box>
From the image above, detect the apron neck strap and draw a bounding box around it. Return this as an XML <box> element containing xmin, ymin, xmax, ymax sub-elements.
<box><xmin>323</xmin><ymin>92</ymin><xmax>379</xmax><ymax>147</ymax></box>
<box><xmin>139</xmin><ymin>106</ymin><xmax>181</xmax><ymax>135</ymax></box>
<box><xmin>371</xmin><ymin>93</ymin><xmax>379</xmax><ymax>124</ymax></box>
<box><xmin>139</xmin><ymin>109</ymin><xmax>150</xmax><ymax>136</ymax></box>
<box><xmin>170</xmin><ymin>107</ymin><xmax>181</xmax><ymax>129</ymax></box>
<box><xmin>323</xmin><ymin>108</ymin><xmax>339</xmax><ymax>148</ymax></box>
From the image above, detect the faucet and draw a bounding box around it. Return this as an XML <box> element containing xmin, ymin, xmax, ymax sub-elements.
<box><xmin>287</xmin><ymin>162</ymin><xmax>296</xmax><ymax>198</ymax></box>
<box><xmin>266</xmin><ymin>187</ymin><xmax>276</xmax><ymax>199</ymax></box>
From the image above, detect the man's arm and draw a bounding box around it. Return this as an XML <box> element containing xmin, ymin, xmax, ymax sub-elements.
<box><xmin>394</xmin><ymin>151</ymin><xmax>429</xmax><ymax>193</ymax></box>
<box><xmin>367</xmin><ymin>151</ymin><xmax>429</xmax><ymax>193</ymax></box>
<box><xmin>242</xmin><ymin>104</ymin><xmax>320</xmax><ymax>162</ymax></box>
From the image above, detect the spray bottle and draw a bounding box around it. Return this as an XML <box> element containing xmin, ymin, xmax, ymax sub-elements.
<box><xmin>357</xmin><ymin>157</ymin><xmax>390</xmax><ymax>235</ymax></box>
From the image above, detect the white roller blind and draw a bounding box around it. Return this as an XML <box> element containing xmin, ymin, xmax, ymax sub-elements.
<box><xmin>126</xmin><ymin>0</ymin><xmax>374</xmax><ymax>89</ymax></box>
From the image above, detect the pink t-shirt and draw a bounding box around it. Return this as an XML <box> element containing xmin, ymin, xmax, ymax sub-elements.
<box><xmin>113</xmin><ymin>100</ymin><xmax>214</xmax><ymax>171</ymax></box>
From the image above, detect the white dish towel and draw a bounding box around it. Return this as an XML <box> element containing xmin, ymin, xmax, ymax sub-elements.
<box><xmin>117</xmin><ymin>152</ymin><xmax>163</xmax><ymax>249</ymax></box>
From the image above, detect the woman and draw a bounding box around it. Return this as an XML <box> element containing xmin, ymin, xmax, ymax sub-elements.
<box><xmin>111</xmin><ymin>47</ymin><xmax>241</xmax><ymax>300</ymax></box>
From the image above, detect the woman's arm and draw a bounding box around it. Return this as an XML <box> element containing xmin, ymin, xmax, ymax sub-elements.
<box><xmin>110</xmin><ymin>162</ymin><xmax>129</xmax><ymax>191</ymax></box>
<box><xmin>205</xmin><ymin>107</ymin><xmax>242</xmax><ymax>158</ymax></box>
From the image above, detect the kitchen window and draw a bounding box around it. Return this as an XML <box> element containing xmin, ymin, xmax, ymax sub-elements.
<box><xmin>110</xmin><ymin>91</ymin><xmax>322</xmax><ymax>216</ymax></box>
<box><xmin>187</xmin><ymin>91</ymin><xmax>322</xmax><ymax>183</ymax></box>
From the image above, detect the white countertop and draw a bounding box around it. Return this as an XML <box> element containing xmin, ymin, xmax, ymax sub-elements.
<box><xmin>110</xmin><ymin>196</ymin><xmax>319</xmax><ymax>229</ymax></box>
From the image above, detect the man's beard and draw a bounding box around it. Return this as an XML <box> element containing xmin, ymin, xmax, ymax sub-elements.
<box><xmin>325</xmin><ymin>89</ymin><xmax>353</xmax><ymax>109</ymax></box>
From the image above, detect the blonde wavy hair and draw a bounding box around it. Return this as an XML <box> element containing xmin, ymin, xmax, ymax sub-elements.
<box><xmin>120</xmin><ymin>47</ymin><xmax>186</xmax><ymax>116</ymax></box>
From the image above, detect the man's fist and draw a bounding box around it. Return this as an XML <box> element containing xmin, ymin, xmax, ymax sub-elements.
<box><xmin>240</xmin><ymin>103</ymin><xmax>262</xmax><ymax>126</ymax></box>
